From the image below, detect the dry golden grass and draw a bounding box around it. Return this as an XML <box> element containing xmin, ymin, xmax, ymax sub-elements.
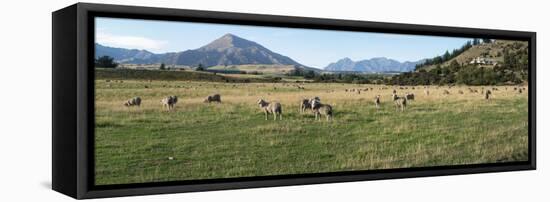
<box><xmin>94</xmin><ymin>79</ymin><xmax>529</xmax><ymax>185</ymax></box>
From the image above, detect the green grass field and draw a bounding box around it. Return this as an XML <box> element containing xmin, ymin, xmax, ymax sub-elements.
<box><xmin>94</xmin><ymin>74</ymin><xmax>528</xmax><ymax>185</ymax></box>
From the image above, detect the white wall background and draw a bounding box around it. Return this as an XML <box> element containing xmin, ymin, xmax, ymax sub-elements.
<box><xmin>0</xmin><ymin>0</ymin><xmax>547</xmax><ymax>201</ymax></box>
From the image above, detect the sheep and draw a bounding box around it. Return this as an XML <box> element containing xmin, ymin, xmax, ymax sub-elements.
<box><xmin>485</xmin><ymin>90</ymin><xmax>492</xmax><ymax>100</ymax></box>
<box><xmin>299</xmin><ymin>99</ymin><xmax>312</xmax><ymax>113</ymax></box>
<box><xmin>374</xmin><ymin>95</ymin><xmax>381</xmax><ymax>109</ymax></box>
<box><xmin>161</xmin><ymin>96</ymin><xmax>178</xmax><ymax>111</ymax></box>
<box><xmin>518</xmin><ymin>88</ymin><xmax>523</xmax><ymax>93</ymax></box>
<box><xmin>424</xmin><ymin>89</ymin><xmax>430</xmax><ymax>96</ymax></box>
<box><xmin>405</xmin><ymin>93</ymin><xmax>415</xmax><ymax>101</ymax></box>
<box><xmin>310</xmin><ymin>99</ymin><xmax>333</xmax><ymax>121</ymax></box>
<box><xmin>203</xmin><ymin>94</ymin><xmax>222</xmax><ymax>103</ymax></box>
<box><xmin>458</xmin><ymin>90</ymin><xmax>464</xmax><ymax>94</ymax></box>
<box><xmin>394</xmin><ymin>96</ymin><xmax>407</xmax><ymax>112</ymax></box>
<box><xmin>309</xmin><ymin>96</ymin><xmax>321</xmax><ymax>104</ymax></box>
<box><xmin>123</xmin><ymin>97</ymin><xmax>141</xmax><ymax>107</ymax></box>
<box><xmin>257</xmin><ymin>99</ymin><xmax>282</xmax><ymax>120</ymax></box>
<box><xmin>443</xmin><ymin>90</ymin><xmax>450</xmax><ymax>95</ymax></box>
<box><xmin>392</xmin><ymin>93</ymin><xmax>399</xmax><ymax>101</ymax></box>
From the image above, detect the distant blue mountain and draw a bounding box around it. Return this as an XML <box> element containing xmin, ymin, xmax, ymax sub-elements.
<box><xmin>324</xmin><ymin>57</ymin><xmax>424</xmax><ymax>73</ymax></box>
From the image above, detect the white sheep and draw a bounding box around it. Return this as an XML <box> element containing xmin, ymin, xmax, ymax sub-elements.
<box><xmin>311</xmin><ymin>99</ymin><xmax>333</xmax><ymax>121</ymax></box>
<box><xmin>374</xmin><ymin>95</ymin><xmax>381</xmax><ymax>109</ymax></box>
<box><xmin>257</xmin><ymin>99</ymin><xmax>282</xmax><ymax>120</ymax></box>
<box><xmin>161</xmin><ymin>96</ymin><xmax>178</xmax><ymax>111</ymax></box>
<box><xmin>123</xmin><ymin>97</ymin><xmax>141</xmax><ymax>107</ymax></box>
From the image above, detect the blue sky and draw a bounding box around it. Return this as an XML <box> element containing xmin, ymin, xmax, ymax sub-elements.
<box><xmin>96</xmin><ymin>17</ymin><xmax>471</xmax><ymax>68</ymax></box>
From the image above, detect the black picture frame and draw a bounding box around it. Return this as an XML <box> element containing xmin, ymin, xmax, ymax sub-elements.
<box><xmin>52</xmin><ymin>3</ymin><xmax>536</xmax><ymax>199</ymax></box>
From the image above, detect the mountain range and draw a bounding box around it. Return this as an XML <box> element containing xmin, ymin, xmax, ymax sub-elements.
<box><xmin>324</xmin><ymin>57</ymin><xmax>424</xmax><ymax>73</ymax></box>
<box><xmin>96</xmin><ymin>33</ymin><xmax>422</xmax><ymax>73</ymax></box>
<box><xmin>96</xmin><ymin>33</ymin><xmax>304</xmax><ymax>68</ymax></box>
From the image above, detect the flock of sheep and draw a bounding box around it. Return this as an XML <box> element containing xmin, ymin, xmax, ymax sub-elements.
<box><xmin>122</xmin><ymin>94</ymin><xmax>334</xmax><ymax>121</ymax></box>
<box><xmin>123</xmin><ymin>93</ymin><xmax>221</xmax><ymax>110</ymax></box>
<box><xmin>121</xmin><ymin>84</ymin><xmax>526</xmax><ymax>121</ymax></box>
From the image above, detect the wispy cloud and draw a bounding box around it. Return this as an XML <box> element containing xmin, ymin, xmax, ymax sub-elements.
<box><xmin>96</xmin><ymin>31</ymin><xmax>167</xmax><ymax>51</ymax></box>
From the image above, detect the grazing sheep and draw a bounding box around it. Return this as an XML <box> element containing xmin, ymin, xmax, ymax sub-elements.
<box><xmin>374</xmin><ymin>95</ymin><xmax>381</xmax><ymax>109</ymax></box>
<box><xmin>123</xmin><ymin>97</ymin><xmax>141</xmax><ymax>107</ymax></box>
<box><xmin>443</xmin><ymin>90</ymin><xmax>450</xmax><ymax>95</ymax></box>
<box><xmin>458</xmin><ymin>90</ymin><xmax>464</xmax><ymax>94</ymax></box>
<box><xmin>394</xmin><ymin>96</ymin><xmax>407</xmax><ymax>112</ymax></box>
<box><xmin>311</xmin><ymin>99</ymin><xmax>333</xmax><ymax>121</ymax></box>
<box><xmin>309</xmin><ymin>96</ymin><xmax>321</xmax><ymax>104</ymax></box>
<box><xmin>300</xmin><ymin>99</ymin><xmax>312</xmax><ymax>113</ymax></box>
<box><xmin>405</xmin><ymin>93</ymin><xmax>415</xmax><ymax>101</ymax></box>
<box><xmin>485</xmin><ymin>90</ymin><xmax>492</xmax><ymax>100</ymax></box>
<box><xmin>257</xmin><ymin>99</ymin><xmax>282</xmax><ymax>120</ymax></box>
<box><xmin>392</xmin><ymin>93</ymin><xmax>399</xmax><ymax>101</ymax></box>
<box><xmin>518</xmin><ymin>88</ymin><xmax>523</xmax><ymax>93</ymax></box>
<box><xmin>161</xmin><ymin>96</ymin><xmax>178</xmax><ymax>111</ymax></box>
<box><xmin>203</xmin><ymin>94</ymin><xmax>222</xmax><ymax>103</ymax></box>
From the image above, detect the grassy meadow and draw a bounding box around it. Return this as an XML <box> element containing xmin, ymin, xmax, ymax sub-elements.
<box><xmin>94</xmin><ymin>73</ymin><xmax>529</xmax><ymax>185</ymax></box>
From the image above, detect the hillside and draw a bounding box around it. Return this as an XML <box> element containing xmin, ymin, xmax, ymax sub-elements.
<box><xmin>95</xmin><ymin>34</ymin><xmax>306</xmax><ymax>68</ymax></box>
<box><xmin>325</xmin><ymin>57</ymin><xmax>424</xmax><ymax>72</ymax></box>
<box><xmin>391</xmin><ymin>39</ymin><xmax>529</xmax><ymax>85</ymax></box>
<box><xmin>418</xmin><ymin>40</ymin><xmax>528</xmax><ymax>71</ymax></box>
<box><xmin>95</xmin><ymin>44</ymin><xmax>156</xmax><ymax>63</ymax></box>
<box><xmin>208</xmin><ymin>64</ymin><xmax>296</xmax><ymax>74</ymax></box>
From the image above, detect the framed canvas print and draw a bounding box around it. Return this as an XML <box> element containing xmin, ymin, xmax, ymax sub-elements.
<box><xmin>52</xmin><ymin>3</ymin><xmax>536</xmax><ymax>199</ymax></box>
